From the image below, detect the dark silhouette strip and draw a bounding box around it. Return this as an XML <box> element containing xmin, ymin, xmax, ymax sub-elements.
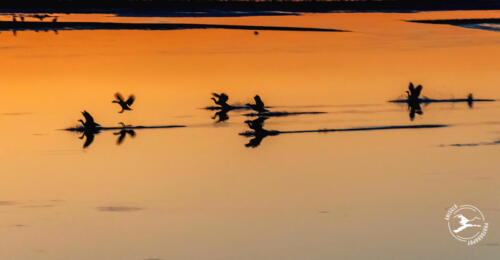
<box><xmin>243</xmin><ymin>111</ymin><xmax>326</xmax><ymax>117</ymax></box>
<box><xmin>277</xmin><ymin>124</ymin><xmax>449</xmax><ymax>134</ymax></box>
<box><xmin>65</xmin><ymin>125</ymin><xmax>185</xmax><ymax>132</ymax></box>
<box><xmin>409</xmin><ymin>18</ymin><xmax>500</xmax><ymax>25</ymax></box>
<box><xmin>389</xmin><ymin>98</ymin><xmax>495</xmax><ymax>104</ymax></box>
<box><xmin>408</xmin><ymin>18</ymin><xmax>500</xmax><ymax>32</ymax></box>
<box><xmin>0</xmin><ymin>21</ymin><xmax>346</xmax><ymax>32</ymax></box>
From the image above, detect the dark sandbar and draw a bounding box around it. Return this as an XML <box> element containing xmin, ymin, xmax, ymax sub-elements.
<box><xmin>0</xmin><ymin>21</ymin><xmax>346</xmax><ymax>32</ymax></box>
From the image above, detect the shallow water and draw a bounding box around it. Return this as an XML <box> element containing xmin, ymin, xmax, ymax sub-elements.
<box><xmin>0</xmin><ymin>11</ymin><xmax>499</xmax><ymax>260</ymax></box>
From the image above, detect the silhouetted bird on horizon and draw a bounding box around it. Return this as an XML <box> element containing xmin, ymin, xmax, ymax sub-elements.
<box><xmin>112</xmin><ymin>93</ymin><xmax>135</xmax><ymax>113</ymax></box>
<box><xmin>247</xmin><ymin>95</ymin><xmax>268</xmax><ymax>113</ymax></box>
<box><xmin>211</xmin><ymin>93</ymin><xmax>230</xmax><ymax>109</ymax></box>
<box><xmin>76</xmin><ymin>111</ymin><xmax>101</xmax><ymax>148</ymax></box>
<box><xmin>254</xmin><ymin>31</ymin><xmax>259</xmax><ymax>35</ymax></box>
<box><xmin>20</xmin><ymin>16</ymin><xmax>25</xmax><ymax>22</ymax></box>
<box><xmin>242</xmin><ymin>116</ymin><xmax>278</xmax><ymax>148</ymax></box>
<box><xmin>406</xmin><ymin>82</ymin><xmax>422</xmax><ymax>104</ymax></box>
<box><xmin>406</xmin><ymin>82</ymin><xmax>423</xmax><ymax>120</ymax></box>
<box><xmin>52</xmin><ymin>17</ymin><xmax>58</xmax><ymax>23</ymax></box>
<box><xmin>12</xmin><ymin>16</ymin><xmax>17</xmax><ymax>22</ymax></box>
<box><xmin>32</xmin><ymin>14</ymin><xmax>50</xmax><ymax>21</ymax></box>
<box><xmin>467</xmin><ymin>93</ymin><xmax>474</xmax><ymax>108</ymax></box>
<box><xmin>79</xmin><ymin>110</ymin><xmax>101</xmax><ymax>130</ymax></box>
<box><xmin>245</xmin><ymin>116</ymin><xmax>267</xmax><ymax>132</ymax></box>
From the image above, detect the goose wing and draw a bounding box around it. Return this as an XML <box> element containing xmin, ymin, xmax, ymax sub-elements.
<box><xmin>254</xmin><ymin>95</ymin><xmax>265</xmax><ymax>107</ymax></box>
<box><xmin>115</xmin><ymin>92</ymin><xmax>125</xmax><ymax>103</ymax></box>
<box><xmin>126</xmin><ymin>95</ymin><xmax>135</xmax><ymax>106</ymax></box>
<box><xmin>82</xmin><ymin>111</ymin><xmax>94</xmax><ymax>123</ymax></box>
<box><xmin>415</xmin><ymin>85</ymin><xmax>423</xmax><ymax>97</ymax></box>
<box><xmin>408</xmin><ymin>82</ymin><xmax>415</xmax><ymax>92</ymax></box>
<box><xmin>219</xmin><ymin>93</ymin><xmax>229</xmax><ymax>103</ymax></box>
<box><xmin>82</xmin><ymin>111</ymin><xmax>100</xmax><ymax>126</ymax></box>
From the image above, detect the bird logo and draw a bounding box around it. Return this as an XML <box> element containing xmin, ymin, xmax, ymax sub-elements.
<box><xmin>445</xmin><ymin>204</ymin><xmax>488</xmax><ymax>246</ymax></box>
<box><xmin>452</xmin><ymin>214</ymin><xmax>481</xmax><ymax>233</ymax></box>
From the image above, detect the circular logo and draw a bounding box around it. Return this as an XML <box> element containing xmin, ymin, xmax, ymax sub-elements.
<box><xmin>445</xmin><ymin>204</ymin><xmax>488</xmax><ymax>245</ymax></box>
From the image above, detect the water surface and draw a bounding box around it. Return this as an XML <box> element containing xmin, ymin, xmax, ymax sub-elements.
<box><xmin>0</xmin><ymin>11</ymin><xmax>499</xmax><ymax>260</ymax></box>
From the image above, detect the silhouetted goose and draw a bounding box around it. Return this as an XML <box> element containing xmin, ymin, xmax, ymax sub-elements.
<box><xmin>242</xmin><ymin>116</ymin><xmax>278</xmax><ymax>148</ymax></box>
<box><xmin>405</xmin><ymin>83</ymin><xmax>423</xmax><ymax>120</ymax></box>
<box><xmin>52</xmin><ymin>17</ymin><xmax>58</xmax><ymax>23</ymax></box>
<box><xmin>112</xmin><ymin>93</ymin><xmax>135</xmax><ymax>113</ymax></box>
<box><xmin>79</xmin><ymin>110</ymin><xmax>101</xmax><ymax>129</ymax></box>
<box><xmin>406</xmin><ymin>82</ymin><xmax>422</xmax><ymax>104</ymax></box>
<box><xmin>211</xmin><ymin>93</ymin><xmax>230</xmax><ymax>109</ymax></box>
<box><xmin>247</xmin><ymin>95</ymin><xmax>269</xmax><ymax>113</ymax></box>
<box><xmin>32</xmin><ymin>14</ymin><xmax>50</xmax><ymax>21</ymax></box>
<box><xmin>467</xmin><ymin>93</ymin><xmax>474</xmax><ymax>108</ymax></box>
<box><xmin>245</xmin><ymin>116</ymin><xmax>266</xmax><ymax>132</ymax></box>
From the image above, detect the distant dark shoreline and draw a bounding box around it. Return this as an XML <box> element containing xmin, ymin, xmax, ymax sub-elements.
<box><xmin>0</xmin><ymin>21</ymin><xmax>346</xmax><ymax>32</ymax></box>
<box><xmin>408</xmin><ymin>18</ymin><xmax>500</xmax><ymax>32</ymax></box>
<box><xmin>1</xmin><ymin>0</ymin><xmax>500</xmax><ymax>17</ymax></box>
<box><xmin>409</xmin><ymin>18</ymin><xmax>500</xmax><ymax>25</ymax></box>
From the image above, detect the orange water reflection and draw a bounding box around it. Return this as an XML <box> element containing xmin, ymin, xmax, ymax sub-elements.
<box><xmin>0</xmin><ymin>11</ymin><xmax>499</xmax><ymax>260</ymax></box>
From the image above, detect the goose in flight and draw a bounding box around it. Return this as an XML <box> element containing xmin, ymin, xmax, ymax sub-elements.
<box><xmin>112</xmin><ymin>93</ymin><xmax>135</xmax><ymax>113</ymax></box>
<box><xmin>79</xmin><ymin>110</ymin><xmax>101</xmax><ymax>129</ymax></box>
<box><xmin>247</xmin><ymin>95</ymin><xmax>269</xmax><ymax>113</ymax></box>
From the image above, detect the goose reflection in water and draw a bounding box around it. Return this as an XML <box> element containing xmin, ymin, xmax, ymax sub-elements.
<box><xmin>113</xmin><ymin>122</ymin><xmax>136</xmax><ymax>145</ymax></box>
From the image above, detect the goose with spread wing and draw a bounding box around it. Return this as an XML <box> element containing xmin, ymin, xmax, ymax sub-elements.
<box><xmin>211</xmin><ymin>93</ymin><xmax>230</xmax><ymax>109</ymax></box>
<box><xmin>112</xmin><ymin>93</ymin><xmax>135</xmax><ymax>113</ymax></box>
<box><xmin>79</xmin><ymin>110</ymin><xmax>101</xmax><ymax>129</ymax></box>
<box><xmin>247</xmin><ymin>95</ymin><xmax>269</xmax><ymax>113</ymax></box>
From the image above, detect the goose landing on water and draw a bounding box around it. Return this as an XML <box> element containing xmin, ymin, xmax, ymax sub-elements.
<box><xmin>211</xmin><ymin>93</ymin><xmax>230</xmax><ymax>109</ymax></box>
<box><xmin>247</xmin><ymin>95</ymin><xmax>269</xmax><ymax>113</ymax></box>
<box><xmin>77</xmin><ymin>111</ymin><xmax>101</xmax><ymax>148</ymax></box>
<box><xmin>112</xmin><ymin>93</ymin><xmax>135</xmax><ymax>113</ymax></box>
<box><xmin>79</xmin><ymin>110</ymin><xmax>101</xmax><ymax>129</ymax></box>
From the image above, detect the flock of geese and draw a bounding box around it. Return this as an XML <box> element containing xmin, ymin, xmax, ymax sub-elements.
<box><xmin>11</xmin><ymin>14</ymin><xmax>57</xmax><ymax>23</ymax></box>
<box><xmin>66</xmin><ymin>83</ymin><xmax>495</xmax><ymax>148</ymax></box>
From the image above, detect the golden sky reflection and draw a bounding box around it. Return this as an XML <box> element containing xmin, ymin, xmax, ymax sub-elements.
<box><xmin>0</xmin><ymin>11</ymin><xmax>499</xmax><ymax>260</ymax></box>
